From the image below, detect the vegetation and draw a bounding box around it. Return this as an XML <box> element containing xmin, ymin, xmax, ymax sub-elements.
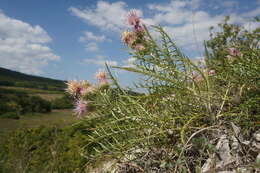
<box><xmin>0</xmin><ymin>88</ymin><xmax>52</xmax><ymax>119</ymax></box>
<box><xmin>51</xmin><ymin>94</ymin><xmax>74</xmax><ymax>109</ymax></box>
<box><xmin>0</xmin><ymin>67</ymin><xmax>66</xmax><ymax>91</ymax></box>
<box><xmin>0</xmin><ymin>16</ymin><xmax>259</xmax><ymax>172</ymax></box>
<box><xmin>0</xmin><ymin>85</ymin><xmax>73</xmax><ymax>119</ymax></box>
<box><xmin>0</xmin><ymin>110</ymin><xmax>75</xmax><ymax>133</ymax></box>
<box><xmin>0</xmin><ymin>125</ymin><xmax>85</xmax><ymax>172</ymax></box>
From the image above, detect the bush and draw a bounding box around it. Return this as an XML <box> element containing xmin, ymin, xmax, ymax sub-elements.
<box><xmin>0</xmin><ymin>88</ymin><xmax>52</xmax><ymax>115</ymax></box>
<box><xmin>0</xmin><ymin>112</ymin><xmax>20</xmax><ymax>119</ymax></box>
<box><xmin>0</xmin><ymin>81</ymin><xmax>15</xmax><ymax>86</ymax></box>
<box><xmin>63</xmin><ymin>15</ymin><xmax>259</xmax><ymax>171</ymax></box>
<box><xmin>0</xmin><ymin>126</ymin><xmax>87</xmax><ymax>172</ymax></box>
<box><xmin>51</xmin><ymin>94</ymin><xmax>73</xmax><ymax>109</ymax></box>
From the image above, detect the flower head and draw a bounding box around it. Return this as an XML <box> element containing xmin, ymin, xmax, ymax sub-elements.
<box><xmin>127</xmin><ymin>10</ymin><xmax>140</xmax><ymax>26</ymax></box>
<box><xmin>81</xmin><ymin>85</ymin><xmax>97</xmax><ymax>96</ymax></box>
<box><xmin>86</xmin><ymin>85</ymin><xmax>97</xmax><ymax>94</ymax></box>
<box><xmin>96</xmin><ymin>70</ymin><xmax>106</xmax><ymax>80</ymax></box>
<box><xmin>121</xmin><ymin>31</ymin><xmax>136</xmax><ymax>46</ymax></box>
<box><xmin>66</xmin><ymin>80</ymin><xmax>91</xmax><ymax>97</ymax></box>
<box><xmin>228</xmin><ymin>48</ymin><xmax>241</xmax><ymax>56</ymax></box>
<box><xmin>73</xmin><ymin>100</ymin><xmax>88</xmax><ymax>118</ymax></box>
<box><xmin>66</xmin><ymin>80</ymin><xmax>82</xmax><ymax>96</ymax></box>
<box><xmin>134</xmin><ymin>24</ymin><xmax>144</xmax><ymax>33</ymax></box>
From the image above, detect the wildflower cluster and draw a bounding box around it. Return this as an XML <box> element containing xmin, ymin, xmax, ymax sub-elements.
<box><xmin>121</xmin><ymin>10</ymin><xmax>146</xmax><ymax>51</ymax></box>
<box><xmin>65</xmin><ymin>70</ymin><xmax>109</xmax><ymax>118</ymax></box>
<box><xmin>65</xmin><ymin>13</ymin><xmax>259</xmax><ymax>172</ymax></box>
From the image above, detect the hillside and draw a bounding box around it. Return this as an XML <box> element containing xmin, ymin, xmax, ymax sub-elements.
<box><xmin>0</xmin><ymin>67</ymin><xmax>66</xmax><ymax>91</ymax></box>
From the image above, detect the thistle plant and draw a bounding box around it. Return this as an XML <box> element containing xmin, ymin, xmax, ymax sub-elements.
<box><xmin>65</xmin><ymin>13</ymin><xmax>259</xmax><ymax>172</ymax></box>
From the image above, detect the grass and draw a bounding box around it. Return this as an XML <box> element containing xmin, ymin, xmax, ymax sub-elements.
<box><xmin>0</xmin><ymin>109</ymin><xmax>76</xmax><ymax>133</ymax></box>
<box><xmin>0</xmin><ymin>109</ymin><xmax>77</xmax><ymax>148</ymax></box>
<box><xmin>29</xmin><ymin>93</ymin><xmax>63</xmax><ymax>101</ymax></box>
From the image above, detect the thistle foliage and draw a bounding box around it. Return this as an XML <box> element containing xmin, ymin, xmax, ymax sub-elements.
<box><xmin>80</xmin><ymin>18</ymin><xmax>259</xmax><ymax>171</ymax></box>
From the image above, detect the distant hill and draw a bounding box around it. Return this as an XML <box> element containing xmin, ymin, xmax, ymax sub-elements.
<box><xmin>0</xmin><ymin>67</ymin><xmax>66</xmax><ymax>91</ymax></box>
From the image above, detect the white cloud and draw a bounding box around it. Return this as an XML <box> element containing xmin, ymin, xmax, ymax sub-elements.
<box><xmin>69</xmin><ymin>1</ymin><xmax>143</xmax><ymax>32</ymax></box>
<box><xmin>79</xmin><ymin>31</ymin><xmax>110</xmax><ymax>42</ymax></box>
<box><xmin>222</xmin><ymin>1</ymin><xmax>238</xmax><ymax>8</ymax></box>
<box><xmin>241</xmin><ymin>7</ymin><xmax>260</xmax><ymax>18</ymax></box>
<box><xmin>83</xmin><ymin>55</ymin><xmax>118</xmax><ymax>66</ymax></box>
<box><xmin>0</xmin><ymin>11</ymin><xmax>59</xmax><ymax>74</ymax></box>
<box><xmin>79</xmin><ymin>31</ymin><xmax>111</xmax><ymax>52</ymax></box>
<box><xmin>144</xmin><ymin>0</ymin><xmax>259</xmax><ymax>57</ymax></box>
<box><xmin>145</xmin><ymin>0</ymin><xmax>224</xmax><ymax>53</ymax></box>
<box><xmin>148</xmin><ymin>0</ymin><xmax>192</xmax><ymax>25</ymax></box>
<box><xmin>69</xmin><ymin>1</ymin><xmax>128</xmax><ymax>32</ymax></box>
<box><xmin>84</xmin><ymin>42</ymin><xmax>99</xmax><ymax>51</ymax></box>
<box><xmin>122</xmin><ymin>57</ymin><xmax>136</xmax><ymax>68</ymax></box>
<box><xmin>70</xmin><ymin>0</ymin><xmax>260</xmax><ymax>59</ymax></box>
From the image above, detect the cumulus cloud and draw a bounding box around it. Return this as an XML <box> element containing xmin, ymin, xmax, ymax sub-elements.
<box><xmin>69</xmin><ymin>1</ymin><xmax>144</xmax><ymax>32</ymax></box>
<box><xmin>79</xmin><ymin>31</ymin><xmax>111</xmax><ymax>52</ymax></box>
<box><xmin>122</xmin><ymin>57</ymin><xmax>136</xmax><ymax>68</ymax></box>
<box><xmin>0</xmin><ymin>11</ymin><xmax>59</xmax><ymax>74</ymax></box>
<box><xmin>70</xmin><ymin>0</ymin><xmax>259</xmax><ymax>59</ymax></box>
<box><xmin>79</xmin><ymin>31</ymin><xmax>111</xmax><ymax>42</ymax></box>
<box><xmin>84</xmin><ymin>42</ymin><xmax>99</xmax><ymax>52</ymax></box>
<box><xmin>222</xmin><ymin>0</ymin><xmax>238</xmax><ymax>8</ymax></box>
<box><xmin>145</xmin><ymin>0</ymin><xmax>259</xmax><ymax>56</ymax></box>
<box><xmin>144</xmin><ymin>0</ymin><xmax>224</xmax><ymax>54</ymax></box>
<box><xmin>241</xmin><ymin>7</ymin><xmax>260</xmax><ymax>18</ymax></box>
<box><xmin>83</xmin><ymin>55</ymin><xmax>118</xmax><ymax>66</ymax></box>
<box><xmin>69</xmin><ymin>1</ymin><xmax>127</xmax><ymax>32</ymax></box>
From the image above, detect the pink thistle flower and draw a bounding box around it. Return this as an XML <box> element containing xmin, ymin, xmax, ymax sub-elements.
<box><xmin>228</xmin><ymin>48</ymin><xmax>241</xmax><ymax>56</ymax></box>
<box><xmin>86</xmin><ymin>85</ymin><xmax>97</xmax><ymax>93</ymax></box>
<box><xmin>121</xmin><ymin>31</ymin><xmax>136</xmax><ymax>46</ymax></box>
<box><xmin>208</xmin><ymin>69</ymin><xmax>215</xmax><ymax>76</ymax></box>
<box><xmin>127</xmin><ymin>10</ymin><xmax>140</xmax><ymax>26</ymax></box>
<box><xmin>96</xmin><ymin>70</ymin><xmax>108</xmax><ymax>84</ymax></box>
<box><xmin>134</xmin><ymin>24</ymin><xmax>144</xmax><ymax>33</ymax></box>
<box><xmin>79</xmin><ymin>80</ymin><xmax>92</xmax><ymax>96</ymax></box>
<box><xmin>73</xmin><ymin>100</ymin><xmax>88</xmax><ymax>118</ymax></box>
<box><xmin>80</xmin><ymin>85</ymin><xmax>97</xmax><ymax>96</ymax></box>
<box><xmin>66</xmin><ymin>80</ymin><xmax>81</xmax><ymax>96</ymax></box>
<box><xmin>79</xmin><ymin>87</ymin><xmax>85</xmax><ymax>96</ymax></box>
<box><xmin>66</xmin><ymin>80</ymin><xmax>91</xmax><ymax>97</ymax></box>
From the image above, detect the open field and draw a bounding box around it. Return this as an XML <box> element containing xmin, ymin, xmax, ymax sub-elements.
<box><xmin>29</xmin><ymin>93</ymin><xmax>64</xmax><ymax>101</ymax></box>
<box><xmin>0</xmin><ymin>86</ymin><xmax>65</xmax><ymax>101</ymax></box>
<box><xmin>0</xmin><ymin>109</ymin><xmax>76</xmax><ymax>133</ymax></box>
<box><xmin>0</xmin><ymin>86</ymin><xmax>63</xmax><ymax>94</ymax></box>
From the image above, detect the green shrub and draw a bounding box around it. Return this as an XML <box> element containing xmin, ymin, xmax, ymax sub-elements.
<box><xmin>0</xmin><ymin>112</ymin><xmax>20</xmax><ymax>119</ymax></box>
<box><xmin>69</xmin><ymin>16</ymin><xmax>260</xmax><ymax>171</ymax></box>
<box><xmin>51</xmin><ymin>94</ymin><xmax>73</xmax><ymax>109</ymax></box>
<box><xmin>0</xmin><ymin>125</ymin><xmax>88</xmax><ymax>173</ymax></box>
<box><xmin>0</xmin><ymin>88</ymin><xmax>52</xmax><ymax>115</ymax></box>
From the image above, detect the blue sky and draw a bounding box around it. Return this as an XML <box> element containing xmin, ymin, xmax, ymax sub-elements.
<box><xmin>0</xmin><ymin>0</ymin><xmax>259</xmax><ymax>86</ymax></box>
